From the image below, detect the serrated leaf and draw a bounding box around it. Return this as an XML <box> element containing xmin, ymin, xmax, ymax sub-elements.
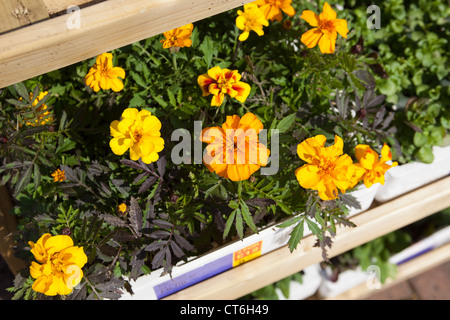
<box><xmin>33</xmin><ymin>163</ymin><xmax>41</xmax><ymax>190</ymax></box>
<box><xmin>14</xmin><ymin>82</ymin><xmax>31</xmax><ymax>102</ymax></box>
<box><xmin>240</xmin><ymin>199</ymin><xmax>258</xmax><ymax>233</ymax></box>
<box><xmin>306</xmin><ymin>218</ymin><xmax>323</xmax><ymax>240</ymax></box>
<box><xmin>138</xmin><ymin>175</ymin><xmax>158</xmax><ymax>194</ymax></box>
<box><xmin>245</xmin><ymin>198</ymin><xmax>276</xmax><ymax>208</ymax></box>
<box><xmin>288</xmin><ymin>220</ymin><xmax>304</xmax><ymax>252</ymax></box>
<box><xmin>144</xmin><ymin>240</ymin><xmax>167</xmax><ymax>252</ymax></box>
<box><xmin>235</xmin><ymin>209</ymin><xmax>244</xmax><ymax>239</ymax></box>
<box><xmin>100</xmin><ymin>214</ymin><xmax>128</xmax><ymax>228</ymax></box>
<box><xmin>152</xmin><ymin>219</ymin><xmax>173</xmax><ymax>229</ymax></box>
<box><xmin>276</xmin><ymin>113</ymin><xmax>296</xmax><ymax>133</ymax></box>
<box><xmin>174</xmin><ymin>234</ymin><xmax>195</xmax><ymax>252</ymax></box>
<box><xmin>223</xmin><ymin>209</ymin><xmax>236</xmax><ymax>239</ymax></box>
<box><xmin>120</xmin><ymin>159</ymin><xmax>147</xmax><ymax>171</ymax></box>
<box><xmin>152</xmin><ymin>248</ymin><xmax>165</xmax><ymax>269</ymax></box>
<box><xmin>170</xmin><ymin>241</ymin><xmax>185</xmax><ymax>258</ymax></box>
<box><xmin>129</xmin><ymin>197</ymin><xmax>143</xmax><ymax>237</ymax></box>
<box><xmin>149</xmin><ymin>230</ymin><xmax>171</xmax><ymax>239</ymax></box>
<box><xmin>14</xmin><ymin>165</ymin><xmax>32</xmax><ymax>196</ymax></box>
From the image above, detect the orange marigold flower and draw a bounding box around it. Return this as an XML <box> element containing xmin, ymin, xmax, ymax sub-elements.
<box><xmin>160</xmin><ymin>23</ymin><xmax>194</xmax><ymax>49</ymax></box>
<box><xmin>236</xmin><ymin>3</ymin><xmax>269</xmax><ymax>41</ymax></box>
<box><xmin>29</xmin><ymin>233</ymin><xmax>87</xmax><ymax>296</ymax></box>
<box><xmin>300</xmin><ymin>2</ymin><xmax>348</xmax><ymax>54</ymax></box>
<box><xmin>354</xmin><ymin>144</ymin><xmax>398</xmax><ymax>188</ymax></box>
<box><xmin>109</xmin><ymin>108</ymin><xmax>164</xmax><ymax>164</ymax></box>
<box><xmin>51</xmin><ymin>169</ymin><xmax>66</xmax><ymax>182</ymax></box>
<box><xmin>200</xmin><ymin>112</ymin><xmax>270</xmax><ymax>181</ymax></box>
<box><xmin>197</xmin><ymin>66</ymin><xmax>251</xmax><ymax>107</ymax></box>
<box><xmin>254</xmin><ymin>0</ymin><xmax>296</xmax><ymax>22</ymax></box>
<box><xmin>295</xmin><ymin>135</ymin><xmax>359</xmax><ymax>200</ymax></box>
<box><xmin>84</xmin><ymin>52</ymin><xmax>126</xmax><ymax>92</ymax></box>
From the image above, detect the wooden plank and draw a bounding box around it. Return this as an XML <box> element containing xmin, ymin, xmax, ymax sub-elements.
<box><xmin>0</xmin><ymin>0</ymin><xmax>50</xmax><ymax>34</ymax></box>
<box><xmin>163</xmin><ymin>176</ymin><xmax>450</xmax><ymax>300</ymax></box>
<box><xmin>0</xmin><ymin>0</ymin><xmax>253</xmax><ymax>89</ymax></box>
<box><xmin>328</xmin><ymin>243</ymin><xmax>450</xmax><ymax>300</ymax></box>
<box><xmin>42</xmin><ymin>0</ymin><xmax>105</xmax><ymax>16</ymax></box>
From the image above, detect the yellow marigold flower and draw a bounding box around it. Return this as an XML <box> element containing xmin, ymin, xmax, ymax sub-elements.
<box><xmin>160</xmin><ymin>23</ymin><xmax>194</xmax><ymax>49</ymax></box>
<box><xmin>200</xmin><ymin>112</ymin><xmax>270</xmax><ymax>181</ymax></box>
<box><xmin>197</xmin><ymin>66</ymin><xmax>251</xmax><ymax>107</ymax></box>
<box><xmin>254</xmin><ymin>0</ymin><xmax>296</xmax><ymax>22</ymax></box>
<box><xmin>295</xmin><ymin>135</ymin><xmax>357</xmax><ymax>200</ymax></box>
<box><xmin>110</xmin><ymin>108</ymin><xmax>164</xmax><ymax>164</ymax></box>
<box><xmin>51</xmin><ymin>169</ymin><xmax>66</xmax><ymax>182</ymax></box>
<box><xmin>20</xmin><ymin>91</ymin><xmax>53</xmax><ymax>127</ymax></box>
<box><xmin>118</xmin><ymin>203</ymin><xmax>127</xmax><ymax>214</ymax></box>
<box><xmin>29</xmin><ymin>233</ymin><xmax>87</xmax><ymax>296</ymax></box>
<box><xmin>236</xmin><ymin>3</ymin><xmax>269</xmax><ymax>41</ymax></box>
<box><xmin>354</xmin><ymin>144</ymin><xmax>398</xmax><ymax>188</ymax></box>
<box><xmin>84</xmin><ymin>52</ymin><xmax>126</xmax><ymax>92</ymax></box>
<box><xmin>300</xmin><ymin>2</ymin><xmax>348</xmax><ymax>54</ymax></box>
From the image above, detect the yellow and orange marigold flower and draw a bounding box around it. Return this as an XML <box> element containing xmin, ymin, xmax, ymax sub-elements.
<box><xmin>254</xmin><ymin>0</ymin><xmax>296</xmax><ymax>22</ymax></box>
<box><xmin>20</xmin><ymin>91</ymin><xmax>53</xmax><ymax>127</ymax></box>
<box><xmin>110</xmin><ymin>108</ymin><xmax>164</xmax><ymax>164</ymax></box>
<box><xmin>84</xmin><ymin>52</ymin><xmax>126</xmax><ymax>92</ymax></box>
<box><xmin>160</xmin><ymin>23</ymin><xmax>194</xmax><ymax>49</ymax></box>
<box><xmin>197</xmin><ymin>66</ymin><xmax>251</xmax><ymax>107</ymax></box>
<box><xmin>200</xmin><ymin>112</ymin><xmax>270</xmax><ymax>181</ymax></box>
<box><xmin>300</xmin><ymin>2</ymin><xmax>348</xmax><ymax>54</ymax></box>
<box><xmin>354</xmin><ymin>144</ymin><xmax>398</xmax><ymax>188</ymax></box>
<box><xmin>51</xmin><ymin>168</ymin><xmax>66</xmax><ymax>182</ymax></box>
<box><xmin>236</xmin><ymin>3</ymin><xmax>269</xmax><ymax>41</ymax></box>
<box><xmin>295</xmin><ymin>134</ymin><xmax>360</xmax><ymax>201</ymax></box>
<box><xmin>29</xmin><ymin>233</ymin><xmax>87</xmax><ymax>296</ymax></box>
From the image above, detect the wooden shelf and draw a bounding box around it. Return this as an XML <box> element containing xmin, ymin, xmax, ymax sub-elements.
<box><xmin>326</xmin><ymin>242</ymin><xmax>450</xmax><ymax>300</ymax></box>
<box><xmin>163</xmin><ymin>176</ymin><xmax>450</xmax><ymax>300</ymax></box>
<box><xmin>0</xmin><ymin>0</ymin><xmax>253</xmax><ymax>89</ymax></box>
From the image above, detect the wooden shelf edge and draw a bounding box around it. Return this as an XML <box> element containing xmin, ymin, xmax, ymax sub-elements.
<box><xmin>163</xmin><ymin>176</ymin><xmax>450</xmax><ymax>300</ymax></box>
<box><xmin>0</xmin><ymin>0</ymin><xmax>253</xmax><ymax>89</ymax></box>
<box><xmin>327</xmin><ymin>242</ymin><xmax>450</xmax><ymax>300</ymax></box>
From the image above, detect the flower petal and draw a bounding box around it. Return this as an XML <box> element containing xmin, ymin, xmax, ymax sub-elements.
<box><xmin>121</xmin><ymin>108</ymin><xmax>139</xmax><ymax>121</ymax></box>
<box><xmin>109</xmin><ymin>137</ymin><xmax>132</xmax><ymax>155</ymax></box>
<box><xmin>295</xmin><ymin>164</ymin><xmax>321</xmax><ymax>189</ymax></box>
<box><xmin>301</xmin><ymin>28</ymin><xmax>323</xmax><ymax>48</ymax></box>
<box><xmin>334</xmin><ymin>18</ymin><xmax>348</xmax><ymax>38</ymax></box>
<box><xmin>321</xmin><ymin>2</ymin><xmax>337</xmax><ymax>20</ymax></box>
<box><xmin>44</xmin><ymin>235</ymin><xmax>74</xmax><ymax>255</ymax></box>
<box><xmin>318</xmin><ymin>30</ymin><xmax>336</xmax><ymax>53</ymax></box>
<box><xmin>300</xmin><ymin>10</ymin><xmax>320</xmax><ymax>27</ymax></box>
<box><xmin>230</xmin><ymin>82</ymin><xmax>251</xmax><ymax>103</ymax></box>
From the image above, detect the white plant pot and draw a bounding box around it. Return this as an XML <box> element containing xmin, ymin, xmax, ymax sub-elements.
<box><xmin>317</xmin><ymin>265</ymin><xmax>369</xmax><ymax>298</ymax></box>
<box><xmin>120</xmin><ymin>211</ymin><xmax>318</xmax><ymax>300</ymax></box>
<box><xmin>275</xmin><ymin>264</ymin><xmax>322</xmax><ymax>300</ymax></box>
<box><xmin>318</xmin><ymin>226</ymin><xmax>450</xmax><ymax>299</ymax></box>
<box><xmin>375</xmin><ymin>145</ymin><xmax>450</xmax><ymax>202</ymax></box>
<box><xmin>347</xmin><ymin>183</ymin><xmax>381</xmax><ymax>216</ymax></box>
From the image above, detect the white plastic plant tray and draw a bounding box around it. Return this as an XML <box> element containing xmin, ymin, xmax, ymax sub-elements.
<box><xmin>120</xmin><ymin>213</ymin><xmax>315</xmax><ymax>300</ymax></box>
<box><xmin>389</xmin><ymin>225</ymin><xmax>450</xmax><ymax>266</ymax></box>
<box><xmin>120</xmin><ymin>191</ymin><xmax>370</xmax><ymax>300</ymax></box>
<box><xmin>275</xmin><ymin>263</ymin><xmax>323</xmax><ymax>300</ymax></box>
<box><xmin>375</xmin><ymin>145</ymin><xmax>450</xmax><ymax>202</ymax></box>
<box><xmin>317</xmin><ymin>225</ymin><xmax>450</xmax><ymax>298</ymax></box>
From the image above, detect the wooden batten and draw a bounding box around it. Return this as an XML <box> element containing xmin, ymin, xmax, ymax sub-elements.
<box><xmin>0</xmin><ymin>0</ymin><xmax>253</xmax><ymax>89</ymax></box>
